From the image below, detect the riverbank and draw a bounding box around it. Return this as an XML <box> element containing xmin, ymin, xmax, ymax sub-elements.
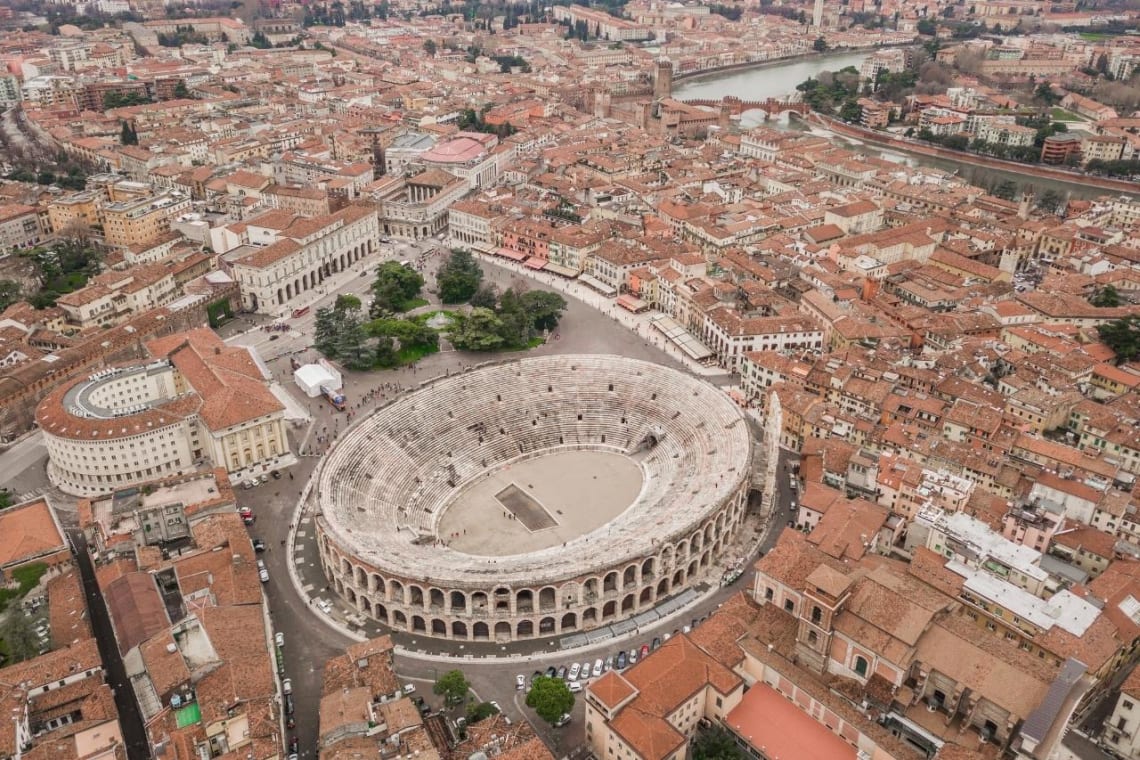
<box><xmin>672</xmin><ymin>43</ymin><xmax>912</xmax><ymax>85</ymax></box>
<box><xmin>807</xmin><ymin>112</ymin><xmax>1139</xmax><ymax>196</ymax></box>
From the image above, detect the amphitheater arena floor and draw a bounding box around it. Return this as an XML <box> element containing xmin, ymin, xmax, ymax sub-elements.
<box><xmin>436</xmin><ymin>449</ymin><xmax>644</xmax><ymax>556</ymax></box>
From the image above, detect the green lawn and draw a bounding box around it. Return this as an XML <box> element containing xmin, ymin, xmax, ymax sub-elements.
<box><xmin>1079</xmin><ymin>31</ymin><xmax>1112</xmax><ymax>41</ymax></box>
<box><xmin>398</xmin><ymin>297</ymin><xmax>429</xmax><ymax>312</ymax></box>
<box><xmin>395</xmin><ymin>343</ymin><xmax>439</xmax><ymax>365</ymax></box>
<box><xmin>1050</xmin><ymin>107</ymin><xmax>1086</xmax><ymax>122</ymax></box>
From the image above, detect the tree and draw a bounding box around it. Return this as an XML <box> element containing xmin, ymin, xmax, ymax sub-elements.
<box><xmin>839</xmin><ymin>99</ymin><xmax>862</xmax><ymax>123</ymax></box>
<box><xmin>519</xmin><ymin>290</ymin><xmax>567</xmax><ymax>331</ymax></box>
<box><xmin>0</xmin><ymin>613</ymin><xmax>41</xmax><ymax>663</ymax></box>
<box><xmin>0</xmin><ymin>280</ymin><xmax>20</xmax><ymax>312</ymax></box>
<box><xmin>1036</xmin><ymin>189</ymin><xmax>1063</xmax><ymax>214</ymax></box>
<box><xmin>336</xmin><ymin>293</ymin><xmax>362</xmax><ymax>311</ymax></box>
<box><xmin>119</xmin><ymin>120</ymin><xmax>138</xmax><ymax>146</ymax></box>
<box><xmin>813</xmin><ymin>37</ymin><xmax>828</xmax><ymax>52</ymax></box>
<box><xmin>423</xmin><ymin>38</ymin><xmax>437</xmax><ymax>56</ymax></box>
<box><xmin>916</xmin><ymin>18</ymin><xmax>936</xmax><ymax>35</ymax></box>
<box><xmin>314</xmin><ymin>306</ymin><xmax>339</xmax><ymax>357</ymax></box>
<box><xmin>449</xmin><ymin>308</ymin><xmax>507</xmax><ymax>351</ymax></box>
<box><xmin>992</xmin><ymin>180</ymin><xmax>1018</xmax><ymax>201</ymax></box>
<box><xmin>433</xmin><ymin>670</ymin><xmax>470</xmax><ymax>706</ymax></box>
<box><xmin>691</xmin><ymin>725</ymin><xmax>746</xmax><ymax>759</ymax></box>
<box><xmin>370</xmin><ymin>261</ymin><xmax>424</xmax><ymax>314</ymax></box>
<box><xmin>436</xmin><ymin>249</ymin><xmax>484</xmax><ymax>304</ymax></box>
<box><xmin>466</xmin><ymin>701</ymin><xmax>500</xmax><ymax>723</ymax></box>
<box><xmin>1091</xmin><ymin>285</ymin><xmax>1121</xmax><ymax>308</ymax></box>
<box><xmin>525</xmin><ymin>676</ymin><xmax>574</xmax><ymax>725</ymax></box>
<box><xmin>172</xmin><ymin>80</ymin><xmax>191</xmax><ymax>99</ymax></box>
<box><xmin>1097</xmin><ymin>316</ymin><xmax>1140</xmax><ymax>364</ymax></box>
<box><xmin>470</xmin><ymin>283</ymin><xmax>499</xmax><ymax>309</ymax></box>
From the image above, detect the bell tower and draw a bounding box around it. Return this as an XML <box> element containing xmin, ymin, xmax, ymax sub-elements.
<box><xmin>654</xmin><ymin>59</ymin><xmax>673</xmax><ymax>99</ymax></box>
<box><xmin>794</xmin><ymin>565</ymin><xmax>851</xmax><ymax>674</ymax></box>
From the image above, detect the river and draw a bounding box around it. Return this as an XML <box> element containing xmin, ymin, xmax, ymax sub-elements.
<box><xmin>673</xmin><ymin>50</ymin><xmax>1107</xmax><ymax>200</ymax></box>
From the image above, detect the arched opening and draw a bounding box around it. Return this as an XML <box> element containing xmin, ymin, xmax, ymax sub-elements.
<box><xmin>360</xmin><ymin>597</ymin><xmax>372</xmax><ymax>614</ymax></box>
<box><xmin>412</xmin><ymin>615</ymin><xmax>425</xmax><ymax>632</ymax></box>
<box><xmin>855</xmin><ymin>656</ymin><xmax>869</xmax><ymax>677</ymax></box>
<box><xmin>371</xmin><ymin>574</ymin><xmax>383</xmax><ymax>593</ymax></box>
<box><xmin>389</xmin><ymin>579</ymin><xmax>404</xmax><ymax>603</ymax></box>
<box><xmin>539</xmin><ymin>617</ymin><xmax>556</xmax><ymax>634</ymax></box>
<box><xmin>346</xmin><ymin>588</ymin><xmax>357</xmax><ymax>605</ymax></box>
<box><xmin>582</xmin><ymin>607</ymin><xmax>598</xmax><ymax>626</ymax></box>
<box><xmin>452</xmin><ymin>621</ymin><xmax>468</xmax><ymax>639</ymax></box>
<box><xmin>354</xmin><ymin>567</ymin><xmax>366</xmax><ymax>587</ymax></box>
<box><xmin>657</xmin><ymin>578</ymin><xmax>670</xmax><ymax>597</ymax></box>
<box><xmin>393</xmin><ymin>610</ymin><xmax>407</xmax><ymax>629</ymax></box>
<box><xmin>429</xmin><ymin>588</ymin><xmax>445</xmax><ymax>610</ymax></box>
<box><xmin>450</xmin><ymin>590</ymin><xmax>466</xmax><ymax>613</ymax></box>
<box><xmin>584</xmin><ymin>578</ymin><xmax>599</xmax><ymax>600</ymax></box>
<box><xmin>473</xmin><ymin>622</ymin><xmax>489</xmax><ymax>640</ymax></box>
<box><xmin>375</xmin><ymin>603</ymin><xmax>387</xmax><ymax>623</ymax></box>
<box><xmin>472</xmin><ymin>591</ymin><xmax>488</xmax><ymax>613</ymax></box>
<box><xmin>409</xmin><ymin>585</ymin><xmax>424</xmax><ymax>607</ymax></box>
<box><xmin>431</xmin><ymin>619</ymin><xmax>447</xmax><ymax>636</ymax></box>
<box><xmin>641</xmin><ymin>558</ymin><xmax>655</xmax><ymax>578</ymax></box>
<box><xmin>621</xmin><ymin>594</ymin><xmax>635</xmax><ymax>613</ymax></box>
<box><xmin>672</xmin><ymin>569</ymin><xmax>683</xmax><ymax>586</ymax></box>
<box><xmin>603</xmin><ymin>572</ymin><xmax>618</xmax><ymax>593</ymax></box>
<box><xmin>561</xmin><ymin>612</ymin><xmax>577</xmax><ymax>631</ymax></box>
<box><xmin>640</xmin><ymin>587</ymin><xmax>653</xmax><ymax>605</ymax></box>
<box><xmin>494</xmin><ymin>622</ymin><xmax>511</xmax><ymax>641</ymax></box>
<box><xmin>687</xmin><ymin>560</ymin><xmax>698</xmax><ymax>579</ymax></box>
<box><xmin>623</xmin><ymin>565</ymin><xmax>637</xmax><ymax>589</ymax></box>
<box><xmin>516</xmin><ymin>589</ymin><xmax>534</xmax><ymax>613</ymax></box>
<box><xmin>602</xmin><ymin>600</ymin><xmax>617</xmax><ymax>619</ymax></box>
<box><xmin>700</xmin><ymin>550</ymin><xmax>711</xmax><ymax>568</ymax></box>
<box><xmin>340</xmin><ymin>558</ymin><xmax>351</xmax><ymax>575</ymax></box>
<box><xmin>517</xmin><ymin>620</ymin><xmax>534</xmax><ymax>638</ymax></box>
<box><xmin>494</xmin><ymin>586</ymin><xmax>511</xmax><ymax>612</ymax></box>
<box><xmin>811</xmin><ymin>606</ymin><xmax>822</xmax><ymax>625</ymax></box>
<box><xmin>539</xmin><ymin>587</ymin><xmax>556</xmax><ymax>612</ymax></box>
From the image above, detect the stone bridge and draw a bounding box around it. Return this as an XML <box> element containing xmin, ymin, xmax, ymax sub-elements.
<box><xmin>681</xmin><ymin>96</ymin><xmax>810</xmax><ymax>116</ymax></box>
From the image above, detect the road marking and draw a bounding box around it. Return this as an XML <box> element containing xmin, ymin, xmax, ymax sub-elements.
<box><xmin>294</xmin><ymin>557</ymin><xmax>306</xmax><ymax>565</ymax></box>
<box><xmin>295</xmin><ymin>530</ymin><xmax>307</xmax><ymax>537</ymax></box>
<box><xmin>302</xmin><ymin>584</ymin><xmax>314</xmax><ymax>592</ymax></box>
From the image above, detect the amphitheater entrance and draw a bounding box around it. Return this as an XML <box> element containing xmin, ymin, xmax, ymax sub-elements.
<box><xmin>438</xmin><ymin>450</ymin><xmax>644</xmax><ymax>556</ymax></box>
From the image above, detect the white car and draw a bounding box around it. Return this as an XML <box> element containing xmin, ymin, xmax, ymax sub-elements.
<box><xmin>568</xmin><ymin>662</ymin><xmax>581</xmax><ymax>681</ymax></box>
<box><xmin>257</xmin><ymin>560</ymin><xmax>269</xmax><ymax>583</ymax></box>
<box><xmin>274</xmin><ymin>632</ymin><xmax>284</xmax><ymax>648</ymax></box>
<box><xmin>282</xmin><ymin>678</ymin><xmax>292</xmax><ymax>695</ymax></box>
<box><xmin>515</xmin><ymin>674</ymin><xmax>525</xmax><ymax>690</ymax></box>
<box><xmin>592</xmin><ymin>659</ymin><xmax>603</xmax><ymax>677</ymax></box>
<box><xmin>403</xmin><ymin>683</ymin><xmax>416</xmax><ymax>695</ymax></box>
<box><xmin>568</xmin><ymin>681</ymin><xmax>583</xmax><ymax>693</ymax></box>
<box><xmin>316</xmin><ymin>598</ymin><xmax>332</xmax><ymax>614</ymax></box>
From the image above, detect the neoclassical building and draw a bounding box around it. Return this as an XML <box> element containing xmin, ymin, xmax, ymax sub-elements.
<box><xmin>38</xmin><ymin>327</ymin><xmax>290</xmax><ymax>496</ymax></box>
<box><xmin>312</xmin><ymin>355</ymin><xmax>754</xmax><ymax>643</ymax></box>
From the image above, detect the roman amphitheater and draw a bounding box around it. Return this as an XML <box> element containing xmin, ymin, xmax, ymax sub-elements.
<box><xmin>312</xmin><ymin>354</ymin><xmax>754</xmax><ymax>643</ymax></box>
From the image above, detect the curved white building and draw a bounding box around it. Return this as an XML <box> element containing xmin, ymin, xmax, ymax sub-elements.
<box><xmin>37</xmin><ymin>328</ymin><xmax>290</xmax><ymax>496</ymax></box>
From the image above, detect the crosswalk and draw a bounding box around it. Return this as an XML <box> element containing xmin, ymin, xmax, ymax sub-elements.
<box><xmin>15</xmin><ymin>487</ymin><xmax>45</xmax><ymax>503</ymax></box>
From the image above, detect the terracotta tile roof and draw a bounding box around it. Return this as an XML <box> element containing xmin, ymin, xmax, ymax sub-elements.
<box><xmin>46</xmin><ymin>571</ymin><xmax>92</xmax><ymax>648</ymax></box>
<box><xmin>589</xmin><ymin>671</ymin><xmax>636</xmax><ymax>710</ymax></box>
<box><xmin>103</xmin><ymin>572</ymin><xmax>168</xmax><ymax>655</ymax></box>
<box><xmin>0</xmin><ymin>498</ymin><xmax>66</xmax><ymax>568</ymax></box>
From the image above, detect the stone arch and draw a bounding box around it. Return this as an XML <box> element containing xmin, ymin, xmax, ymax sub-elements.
<box><xmin>354</xmin><ymin>566</ymin><xmax>366</xmax><ymax>588</ymax></box>
<box><xmin>701</xmin><ymin>549</ymin><xmax>711</xmax><ymax>568</ymax></box>
<box><xmin>621</xmin><ymin>594</ymin><xmax>635</xmax><ymax>613</ymax></box>
<box><xmin>603</xmin><ymin>571</ymin><xmax>618</xmax><ymax>593</ymax></box>
<box><xmin>672</xmin><ymin>569</ymin><xmax>683</xmax><ymax>586</ymax></box>
<box><xmin>494</xmin><ymin>586</ymin><xmax>511</xmax><ymax>612</ymax></box>
<box><xmin>494</xmin><ymin>621</ymin><xmax>511</xmax><ymax>641</ymax></box>
<box><xmin>370</xmin><ymin>573</ymin><xmax>384</xmax><ymax>594</ymax></box>
<box><xmin>539</xmin><ymin>617</ymin><xmax>556</xmax><ymax>635</ymax></box>
<box><xmin>360</xmin><ymin>596</ymin><xmax>372</xmax><ymax>614</ymax></box>
<box><xmin>412</xmin><ymin>615</ymin><xmax>426</xmax><ymax>632</ymax></box>
<box><xmin>704</xmin><ymin>523</ymin><xmax>714</xmax><ymax>543</ymax></box>
<box><xmin>452</xmin><ymin>621</ymin><xmax>468</xmax><ymax>639</ymax></box>
<box><xmin>517</xmin><ymin>619</ymin><xmax>534</xmax><ymax>638</ymax></box>
<box><xmin>641</xmin><ymin>558</ymin><xmax>655</xmax><ymax>578</ymax></box>
<box><xmin>472</xmin><ymin>591</ymin><xmax>488</xmax><ymax>613</ymax></box>
<box><xmin>561</xmin><ymin>612</ymin><xmax>577</xmax><ymax>631</ymax></box>
<box><xmin>389</xmin><ymin>579</ymin><xmax>405</xmax><ymax>603</ymax></box>
<box><xmin>639</xmin><ymin>587</ymin><xmax>653</xmax><ymax>605</ymax></box>
<box><xmin>657</xmin><ymin>578</ymin><xmax>670</xmax><ymax>597</ymax></box>
<box><xmin>661</xmin><ymin>545</ymin><xmax>674</xmax><ymax>568</ymax></box>
<box><xmin>473</xmin><ymin>622</ymin><xmax>489</xmax><ymax>640</ymax></box>
<box><xmin>340</xmin><ymin>557</ymin><xmax>351</xmax><ymax>575</ymax></box>
<box><xmin>583</xmin><ymin>607</ymin><xmax>598</xmax><ymax>626</ymax></box>
<box><xmin>539</xmin><ymin>586</ymin><xmax>556</xmax><ymax>612</ymax></box>
<box><xmin>429</xmin><ymin>588</ymin><xmax>445</xmax><ymax>610</ymax></box>
<box><xmin>431</xmin><ymin>618</ymin><xmax>447</xmax><ymax>636</ymax></box>
<box><xmin>409</xmin><ymin>585</ymin><xmax>425</xmax><ymax>608</ymax></box>
<box><xmin>583</xmin><ymin>577</ymin><xmax>599</xmax><ymax>600</ymax></box>
<box><xmin>602</xmin><ymin>600</ymin><xmax>617</xmax><ymax>619</ymax></box>
<box><xmin>450</xmin><ymin>590</ymin><xmax>466</xmax><ymax>613</ymax></box>
<box><xmin>346</xmin><ymin>588</ymin><xmax>357</xmax><ymax>605</ymax></box>
<box><xmin>622</xmin><ymin>564</ymin><xmax>637</xmax><ymax>589</ymax></box>
<box><xmin>375</xmin><ymin>603</ymin><xmax>388</xmax><ymax>623</ymax></box>
<box><xmin>516</xmin><ymin>589</ymin><xmax>534</xmax><ymax>613</ymax></box>
<box><xmin>393</xmin><ymin>610</ymin><xmax>407</xmax><ymax>629</ymax></box>
<box><xmin>687</xmin><ymin>559</ymin><xmax>698</xmax><ymax>578</ymax></box>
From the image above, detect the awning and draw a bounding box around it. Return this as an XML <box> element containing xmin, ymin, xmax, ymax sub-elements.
<box><xmin>525</xmin><ymin>257</ymin><xmax>547</xmax><ymax>270</ymax></box>
<box><xmin>579</xmin><ymin>274</ymin><xmax>617</xmax><ymax>297</ymax></box>
<box><xmin>545</xmin><ymin>262</ymin><xmax>578</xmax><ymax>278</ymax></box>
<box><xmin>496</xmin><ymin>248</ymin><xmax>527</xmax><ymax>261</ymax></box>
<box><xmin>649</xmin><ymin>314</ymin><xmax>715</xmax><ymax>362</ymax></box>
<box><xmin>617</xmin><ymin>294</ymin><xmax>648</xmax><ymax>312</ymax></box>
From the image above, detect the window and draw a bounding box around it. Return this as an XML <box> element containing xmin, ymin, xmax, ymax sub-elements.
<box><xmin>1125</xmin><ymin>700</ymin><xmax>1135</xmax><ymax>711</ymax></box>
<box><xmin>854</xmin><ymin>656</ymin><xmax>868</xmax><ymax>677</ymax></box>
<box><xmin>784</xmin><ymin>599</ymin><xmax>794</xmax><ymax>613</ymax></box>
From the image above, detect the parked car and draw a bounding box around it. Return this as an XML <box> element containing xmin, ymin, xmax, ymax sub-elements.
<box><xmin>316</xmin><ymin>598</ymin><xmax>332</xmax><ymax>614</ymax></box>
<box><xmin>257</xmin><ymin>560</ymin><xmax>269</xmax><ymax>583</ymax></box>
<box><xmin>271</xmin><ymin>470</ymin><xmax>281</xmax><ymax>479</ymax></box>
<box><xmin>628</xmin><ymin>649</ymin><xmax>638</xmax><ymax>665</ymax></box>
<box><xmin>252</xmin><ymin>539</ymin><xmax>266</xmax><ymax>553</ymax></box>
<box><xmin>274</xmin><ymin>632</ymin><xmax>284</xmax><ymax>648</ymax></box>
<box><xmin>286</xmin><ymin>716</ymin><xmax>295</xmax><ymax>729</ymax></box>
<box><xmin>617</xmin><ymin>651</ymin><xmax>627</xmax><ymax>669</ymax></box>
<box><xmin>557</xmin><ymin>666</ymin><xmax>568</xmax><ymax>680</ymax></box>
<box><xmin>403</xmin><ymin>684</ymin><xmax>416</xmax><ymax>695</ymax></box>
<box><xmin>282</xmin><ymin>678</ymin><xmax>292</xmax><ymax>695</ymax></box>
<box><xmin>554</xmin><ymin>713</ymin><xmax>572</xmax><ymax>728</ymax></box>
<box><xmin>568</xmin><ymin>663</ymin><xmax>581</xmax><ymax>681</ymax></box>
<box><xmin>545</xmin><ymin>666</ymin><xmax>557</xmax><ymax>679</ymax></box>
<box><xmin>284</xmin><ymin>694</ymin><xmax>294</xmax><ymax>715</ymax></box>
<box><xmin>288</xmin><ymin>736</ymin><xmax>298</xmax><ymax>753</ymax></box>
<box><xmin>581</xmin><ymin>661</ymin><xmax>592</xmax><ymax>679</ymax></box>
<box><xmin>242</xmin><ymin>480</ymin><xmax>255</xmax><ymax>490</ymax></box>
<box><xmin>651</xmin><ymin>637</ymin><xmax>661</xmax><ymax>650</ymax></box>
<box><xmin>592</xmin><ymin>659</ymin><xmax>603</xmax><ymax>677</ymax></box>
<box><xmin>640</xmin><ymin>644</ymin><xmax>650</xmax><ymax>657</ymax></box>
<box><xmin>515</xmin><ymin>674</ymin><xmax>525</xmax><ymax>690</ymax></box>
<box><xmin>568</xmin><ymin>681</ymin><xmax>583</xmax><ymax>693</ymax></box>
